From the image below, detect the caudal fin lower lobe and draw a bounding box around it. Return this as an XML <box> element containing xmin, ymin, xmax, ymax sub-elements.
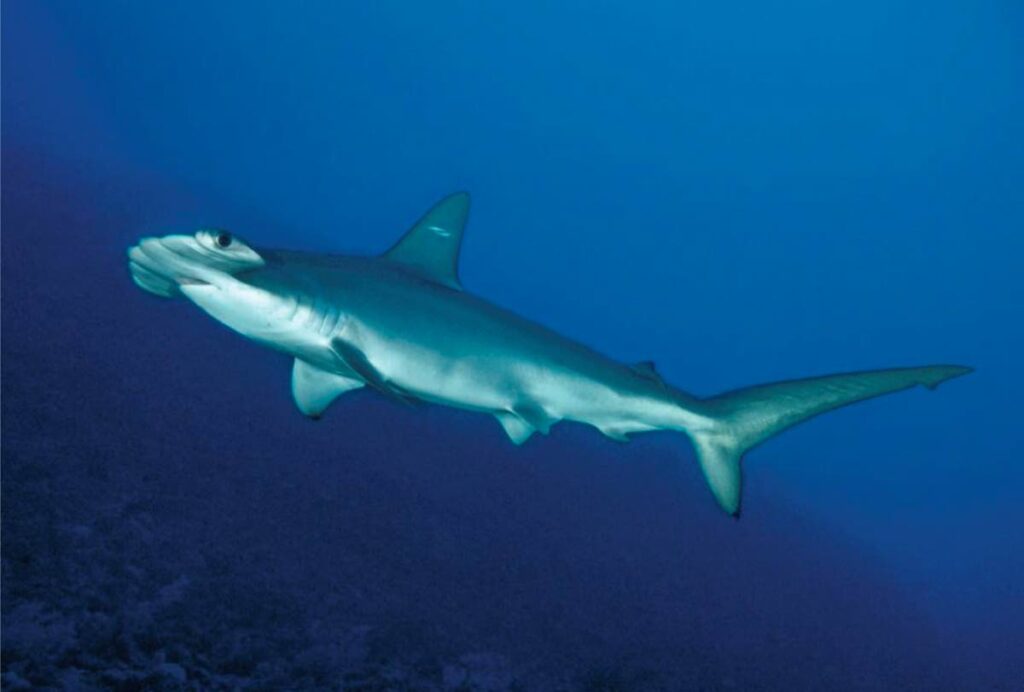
<box><xmin>689</xmin><ymin>364</ymin><xmax>972</xmax><ymax>517</ymax></box>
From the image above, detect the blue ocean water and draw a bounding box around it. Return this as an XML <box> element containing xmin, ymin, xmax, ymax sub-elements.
<box><xmin>2</xmin><ymin>1</ymin><xmax>1021</xmax><ymax>689</ymax></box>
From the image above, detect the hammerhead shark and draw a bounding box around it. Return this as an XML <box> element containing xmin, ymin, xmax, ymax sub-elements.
<box><xmin>128</xmin><ymin>193</ymin><xmax>970</xmax><ymax>516</ymax></box>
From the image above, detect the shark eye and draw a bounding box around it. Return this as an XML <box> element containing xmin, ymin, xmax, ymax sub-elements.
<box><xmin>216</xmin><ymin>232</ymin><xmax>233</xmax><ymax>248</ymax></box>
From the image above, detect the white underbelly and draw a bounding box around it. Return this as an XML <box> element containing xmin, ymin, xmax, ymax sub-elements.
<box><xmin>350</xmin><ymin>325</ymin><xmax>681</xmax><ymax>436</ymax></box>
<box><xmin>383</xmin><ymin>351</ymin><xmax>522</xmax><ymax>413</ymax></box>
<box><xmin>374</xmin><ymin>346</ymin><xmax>625</xmax><ymax>425</ymax></box>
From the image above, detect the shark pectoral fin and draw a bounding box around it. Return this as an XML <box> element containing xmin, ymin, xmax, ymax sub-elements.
<box><xmin>382</xmin><ymin>192</ymin><xmax>470</xmax><ymax>290</ymax></box>
<box><xmin>329</xmin><ymin>338</ymin><xmax>418</xmax><ymax>406</ymax></box>
<box><xmin>291</xmin><ymin>359</ymin><xmax>363</xmax><ymax>418</ymax></box>
<box><xmin>495</xmin><ymin>412</ymin><xmax>535</xmax><ymax>445</ymax></box>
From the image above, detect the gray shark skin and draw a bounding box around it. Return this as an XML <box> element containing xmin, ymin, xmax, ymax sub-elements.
<box><xmin>128</xmin><ymin>193</ymin><xmax>971</xmax><ymax>516</ymax></box>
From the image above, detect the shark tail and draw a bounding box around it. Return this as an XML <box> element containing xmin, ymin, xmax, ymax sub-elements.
<box><xmin>687</xmin><ymin>364</ymin><xmax>972</xmax><ymax>517</ymax></box>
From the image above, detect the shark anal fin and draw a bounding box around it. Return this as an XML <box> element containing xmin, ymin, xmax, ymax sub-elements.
<box><xmin>330</xmin><ymin>338</ymin><xmax>418</xmax><ymax>406</ymax></box>
<box><xmin>291</xmin><ymin>359</ymin><xmax>363</xmax><ymax>418</ymax></box>
<box><xmin>495</xmin><ymin>412</ymin><xmax>535</xmax><ymax>445</ymax></box>
<box><xmin>382</xmin><ymin>192</ymin><xmax>470</xmax><ymax>290</ymax></box>
<box><xmin>596</xmin><ymin>425</ymin><xmax>632</xmax><ymax>442</ymax></box>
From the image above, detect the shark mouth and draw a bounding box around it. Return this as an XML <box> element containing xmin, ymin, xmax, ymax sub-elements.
<box><xmin>129</xmin><ymin>258</ymin><xmax>182</xmax><ymax>297</ymax></box>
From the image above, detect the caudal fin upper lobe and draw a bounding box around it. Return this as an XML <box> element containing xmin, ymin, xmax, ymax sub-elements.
<box><xmin>686</xmin><ymin>365</ymin><xmax>972</xmax><ymax>516</ymax></box>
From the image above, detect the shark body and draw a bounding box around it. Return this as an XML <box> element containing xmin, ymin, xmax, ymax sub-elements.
<box><xmin>128</xmin><ymin>193</ymin><xmax>970</xmax><ymax>516</ymax></box>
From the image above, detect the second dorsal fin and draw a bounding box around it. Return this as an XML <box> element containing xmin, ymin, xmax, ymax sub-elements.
<box><xmin>382</xmin><ymin>192</ymin><xmax>470</xmax><ymax>290</ymax></box>
<box><xmin>631</xmin><ymin>360</ymin><xmax>662</xmax><ymax>383</ymax></box>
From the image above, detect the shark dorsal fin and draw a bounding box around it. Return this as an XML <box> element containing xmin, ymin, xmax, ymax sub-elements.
<box><xmin>383</xmin><ymin>192</ymin><xmax>470</xmax><ymax>290</ymax></box>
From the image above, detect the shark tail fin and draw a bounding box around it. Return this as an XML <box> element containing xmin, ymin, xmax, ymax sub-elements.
<box><xmin>688</xmin><ymin>364</ymin><xmax>972</xmax><ymax>517</ymax></box>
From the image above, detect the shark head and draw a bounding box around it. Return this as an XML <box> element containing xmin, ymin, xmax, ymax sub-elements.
<box><xmin>128</xmin><ymin>230</ymin><xmax>265</xmax><ymax>296</ymax></box>
<box><xmin>128</xmin><ymin>230</ymin><xmax>301</xmax><ymax>341</ymax></box>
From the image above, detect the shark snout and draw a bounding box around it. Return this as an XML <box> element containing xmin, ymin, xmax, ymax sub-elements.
<box><xmin>128</xmin><ymin>235</ymin><xmax>216</xmax><ymax>298</ymax></box>
<box><xmin>128</xmin><ymin>229</ymin><xmax>265</xmax><ymax>300</ymax></box>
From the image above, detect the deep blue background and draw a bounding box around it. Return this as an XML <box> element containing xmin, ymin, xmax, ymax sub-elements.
<box><xmin>3</xmin><ymin>1</ymin><xmax>1022</xmax><ymax>689</ymax></box>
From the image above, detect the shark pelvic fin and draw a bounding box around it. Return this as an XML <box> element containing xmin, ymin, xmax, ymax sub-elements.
<box><xmin>495</xmin><ymin>412</ymin><xmax>535</xmax><ymax>444</ymax></box>
<box><xmin>513</xmin><ymin>403</ymin><xmax>557</xmax><ymax>434</ymax></box>
<box><xmin>494</xmin><ymin>403</ymin><xmax>557</xmax><ymax>444</ymax></box>
<box><xmin>291</xmin><ymin>359</ymin><xmax>363</xmax><ymax>418</ymax></box>
<box><xmin>383</xmin><ymin>192</ymin><xmax>470</xmax><ymax>290</ymax></box>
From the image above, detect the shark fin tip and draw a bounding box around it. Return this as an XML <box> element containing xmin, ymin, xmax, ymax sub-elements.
<box><xmin>925</xmin><ymin>364</ymin><xmax>975</xmax><ymax>390</ymax></box>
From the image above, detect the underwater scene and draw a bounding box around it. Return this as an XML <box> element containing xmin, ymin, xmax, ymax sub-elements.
<box><xmin>3</xmin><ymin>2</ymin><xmax>1022</xmax><ymax>690</ymax></box>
